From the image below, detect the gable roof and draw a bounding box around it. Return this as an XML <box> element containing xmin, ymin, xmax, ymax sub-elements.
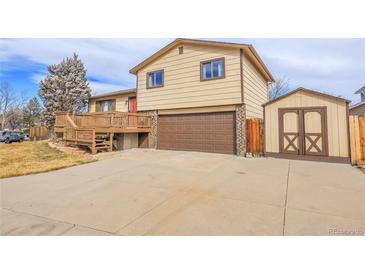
<box><xmin>129</xmin><ymin>38</ymin><xmax>274</xmax><ymax>82</ymax></box>
<box><xmin>262</xmin><ymin>87</ymin><xmax>351</xmax><ymax>107</ymax></box>
<box><xmin>350</xmin><ymin>100</ymin><xmax>365</xmax><ymax>110</ymax></box>
<box><xmin>90</xmin><ymin>88</ymin><xmax>136</xmax><ymax>100</ymax></box>
<box><xmin>355</xmin><ymin>85</ymin><xmax>365</xmax><ymax>94</ymax></box>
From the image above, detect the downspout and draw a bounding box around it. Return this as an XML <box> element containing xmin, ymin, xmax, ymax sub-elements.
<box><xmin>239</xmin><ymin>49</ymin><xmax>245</xmax><ymax>104</ymax></box>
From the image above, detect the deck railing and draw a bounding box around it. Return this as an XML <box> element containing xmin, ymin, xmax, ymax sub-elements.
<box><xmin>55</xmin><ymin>111</ymin><xmax>151</xmax><ymax>129</ymax></box>
<box><xmin>55</xmin><ymin>111</ymin><xmax>151</xmax><ymax>154</ymax></box>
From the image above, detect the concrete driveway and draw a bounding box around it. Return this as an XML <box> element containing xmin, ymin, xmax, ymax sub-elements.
<box><xmin>1</xmin><ymin>149</ymin><xmax>364</xmax><ymax>236</ymax></box>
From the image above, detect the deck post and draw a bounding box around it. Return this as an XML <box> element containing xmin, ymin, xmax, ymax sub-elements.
<box><xmin>91</xmin><ymin>129</ymin><xmax>96</xmax><ymax>154</ymax></box>
<box><xmin>110</xmin><ymin>113</ymin><xmax>114</xmax><ymax>127</ymax></box>
<box><xmin>108</xmin><ymin>133</ymin><xmax>114</xmax><ymax>152</ymax></box>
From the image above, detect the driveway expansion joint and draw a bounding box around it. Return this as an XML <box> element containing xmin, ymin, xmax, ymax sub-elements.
<box><xmin>282</xmin><ymin>161</ymin><xmax>291</xmax><ymax>236</ymax></box>
<box><xmin>286</xmin><ymin>206</ymin><xmax>365</xmax><ymax>223</ymax></box>
<box><xmin>1</xmin><ymin>207</ymin><xmax>119</xmax><ymax>236</ymax></box>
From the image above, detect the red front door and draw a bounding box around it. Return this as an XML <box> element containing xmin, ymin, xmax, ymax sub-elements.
<box><xmin>128</xmin><ymin>97</ymin><xmax>137</xmax><ymax>113</ymax></box>
<box><xmin>128</xmin><ymin>97</ymin><xmax>137</xmax><ymax>127</ymax></box>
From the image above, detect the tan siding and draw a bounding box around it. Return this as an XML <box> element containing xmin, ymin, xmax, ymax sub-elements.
<box><xmin>158</xmin><ymin>105</ymin><xmax>236</xmax><ymax>115</ymax></box>
<box><xmin>243</xmin><ymin>54</ymin><xmax>269</xmax><ymax>119</ymax></box>
<box><xmin>88</xmin><ymin>93</ymin><xmax>134</xmax><ymax>112</ymax></box>
<box><xmin>350</xmin><ymin>103</ymin><xmax>365</xmax><ymax>116</ymax></box>
<box><xmin>137</xmin><ymin>44</ymin><xmax>242</xmax><ymax>111</ymax></box>
<box><xmin>264</xmin><ymin>90</ymin><xmax>349</xmax><ymax>157</ymax></box>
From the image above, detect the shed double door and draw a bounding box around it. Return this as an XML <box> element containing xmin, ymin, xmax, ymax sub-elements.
<box><xmin>279</xmin><ymin>107</ymin><xmax>328</xmax><ymax>156</ymax></box>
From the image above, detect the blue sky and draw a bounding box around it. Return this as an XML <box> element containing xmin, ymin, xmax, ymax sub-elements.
<box><xmin>0</xmin><ymin>38</ymin><xmax>364</xmax><ymax>104</ymax></box>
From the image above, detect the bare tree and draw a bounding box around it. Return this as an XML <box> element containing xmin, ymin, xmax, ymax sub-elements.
<box><xmin>0</xmin><ymin>81</ymin><xmax>29</xmax><ymax>130</ymax></box>
<box><xmin>269</xmin><ymin>77</ymin><xmax>290</xmax><ymax>100</ymax></box>
<box><xmin>0</xmin><ymin>81</ymin><xmax>16</xmax><ymax>130</ymax></box>
<box><xmin>6</xmin><ymin>107</ymin><xmax>24</xmax><ymax>130</ymax></box>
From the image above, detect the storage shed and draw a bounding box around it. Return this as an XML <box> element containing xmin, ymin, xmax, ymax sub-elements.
<box><xmin>263</xmin><ymin>88</ymin><xmax>351</xmax><ymax>163</ymax></box>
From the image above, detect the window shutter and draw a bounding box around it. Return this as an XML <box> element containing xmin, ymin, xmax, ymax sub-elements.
<box><xmin>111</xmin><ymin>99</ymin><xmax>116</xmax><ymax>111</ymax></box>
<box><xmin>95</xmin><ymin>101</ymin><xmax>101</xmax><ymax>112</ymax></box>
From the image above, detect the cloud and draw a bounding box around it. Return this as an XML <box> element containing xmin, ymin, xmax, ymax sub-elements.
<box><xmin>0</xmin><ymin>38</ymin><xmax>172</xmax><ymax>87</ymax></box>
<box><xmin>245</xmin><ymin>38</ymin><xmax>365</xmax><ymax>102</ymax></box>
<box><xmin>88</xmin><ymin>81</ymin><xmax>130</xmax><ymax>95</ymax></box>
<box><xmin>0</xmin><ymin>38</ymin><xmax>175</xmax><ymax>95</ymax></box>
<box><xmin>29</xmin><ymin>73</ymin><xmax>127</xmax><ymax>96</ymax></box>
<box><xmin>30</xmin><ymin>73</ymin><xmax>46</xmax><ymax>85</ymax></box>
<box><xmin>1</xmin><ymin>38</ymin><xmax>364</xmax><ymax>103</ymax></box>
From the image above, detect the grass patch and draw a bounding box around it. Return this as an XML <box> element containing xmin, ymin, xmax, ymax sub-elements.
<box><xmin>0</xmin><ymin>141</ymin><xmax>95</xmax><ymax>178</ymax></box>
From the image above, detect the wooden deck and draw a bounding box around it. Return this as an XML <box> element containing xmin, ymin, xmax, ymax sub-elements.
<box><xmin>55</xmin><ymin>111</ymin><xmax>151</xmax><ymax>154</ymax></box>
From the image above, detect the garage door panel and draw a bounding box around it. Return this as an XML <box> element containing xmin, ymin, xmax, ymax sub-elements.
<box><xmin>157</xmin><ymin>112</ymin><xmax>236</xmax><ymax>154</ymax></box>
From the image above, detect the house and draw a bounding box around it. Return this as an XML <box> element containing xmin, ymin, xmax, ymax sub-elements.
<box><xmin>57</xmin><ymin>39</ymin><xmax>354</xmax><ymax>162</ymax></box>
<box><xmin>128</xmin><ymin>38</ymin><xmax>274</xmax><ymax>155</ymax></box>
<box><xmin>82</xmin><ymin>38</ymin><xmax>274</xmax><ymax>155</ymax></box>
<box><xmin>263</xmin><ymin>88</ymin><xmax>351</xmax><ymax>163</ymax></box>
<box><xmin>88</xmin><ymin>89</ymin><xmax>137</xmax><ymax>113</ymax></box>
<box><xmin>350</xmin><ymin>85</ymin><xmax>365</xmax><ymax>116</ymax></box>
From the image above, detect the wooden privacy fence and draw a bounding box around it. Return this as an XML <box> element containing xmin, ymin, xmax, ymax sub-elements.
<box><xmin>349</xmin><ymin>115</ymin><xmax>365</xmax><ymax>165</ymax></box>
<box><xmin>29</xmin><ymin>126</ymin><xmax>49</xmax><ymax>141</ymax></box>
<box><xmin>246</xmin><ymin>118</ymin><xmax>264</xmax><ymax>155</ymax></box>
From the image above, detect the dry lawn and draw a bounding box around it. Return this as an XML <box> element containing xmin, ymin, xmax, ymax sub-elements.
<box><xmin>0</xmin><ymin>141</ymin><xmax>94</xmax><ymax>178</ymax></box>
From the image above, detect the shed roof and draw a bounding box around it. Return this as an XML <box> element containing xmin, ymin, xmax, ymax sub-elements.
<box><xmin>262</xmin><ymin>87</ymin><xmax>351</xmax><ymax>107</ymax></box>
<box><xmin>129</xmin><ymin>38</ymin><xmax>274</xmax><ymax>82</ymax></box>
<box><xmin>90</xmin><ymin>88</ymin><xmax>136</xmax><ymax>99</ymax></box>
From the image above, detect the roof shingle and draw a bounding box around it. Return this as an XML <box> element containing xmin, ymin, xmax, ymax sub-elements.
<box><xmin>355</xmin><ymin>85</ymin><xmax>365</xmax><ymax>94</ymax></box>
<box><xmin>90</xmin><ymin>88</ymin><xmax>136</xmax><ymax>99</ymax></box>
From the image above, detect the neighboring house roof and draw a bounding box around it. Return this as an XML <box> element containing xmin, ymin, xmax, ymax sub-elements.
<box><xmin>90</xmin><ymin>88</ymin><xmax>136</xmax><ymax>100</ymax></box>
<box><xmin>129</xmin><ymin>38</ymin><xmax>275</xmax><ymax>82</ymax></box>
<box><xmin>350</xmin><ymin>100</ymin><xmax>365</xmax><ymax>110</ymax></box>
<box><xmin>262</xmin><ymin>87</ymin><xmax>351</xmax><ymax>107</ymax></box>
<box><xmin>355</xmin><ymin>85</ymin><xmax>365</xmax><ymax>94</ymax></box>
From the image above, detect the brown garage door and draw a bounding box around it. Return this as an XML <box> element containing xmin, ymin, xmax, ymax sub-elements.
<box><xmin>157</xmin><ymin>112</ymin><xmax>236</xmax><ymax>154</ymax></box>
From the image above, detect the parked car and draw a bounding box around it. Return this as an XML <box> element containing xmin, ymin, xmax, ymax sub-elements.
<box><xmin>18</xmin><ymin>133</ymin><xmax>29</xmax><ymax>141</ymax></box>
<box><xmin>0</xmin><ymin>131</ymin><xmax>22</xmax><ymax>144</ymax></box>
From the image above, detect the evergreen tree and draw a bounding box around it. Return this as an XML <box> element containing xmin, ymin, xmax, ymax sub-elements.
<box><xmin>23</xmin><ymin>97</ymin><xmax>43</xmax><ymax>130</ymax></box>
<box><xmin>38</xmin><ymin>53</ymin><xmax>91</xmax><ymax>127</ymax></box>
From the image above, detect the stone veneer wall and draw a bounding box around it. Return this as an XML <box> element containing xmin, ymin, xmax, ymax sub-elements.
<box><xmin>235</xmin><ymin>104</ymin><xmax>246</xmax><ymax>156</ymax></box>
<box><xmin>150</xmin><ymin>110</ymin><xmax>158</xmax><ymax>148</ymax></box>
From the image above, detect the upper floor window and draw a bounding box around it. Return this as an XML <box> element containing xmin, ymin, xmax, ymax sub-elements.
<box><xmin>96</xmin><ymin>99</ymin><xmax>115</xmax><ymax>112</ymax></box>
<box><xmin>201</xmin><ymin>58</ymin><xmax>225</xmax><ymax>81</ymax></box>
<box><xmin>147</xmin><ymin>70</ymin><xmax>164</xmax><ymax>89</ymax></box>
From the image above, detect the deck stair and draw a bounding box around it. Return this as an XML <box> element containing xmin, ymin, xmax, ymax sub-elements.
<box><xmin>94</xmin><ymin>133</ymin><xmax>113</xmax><ymax>153</ymax></box>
